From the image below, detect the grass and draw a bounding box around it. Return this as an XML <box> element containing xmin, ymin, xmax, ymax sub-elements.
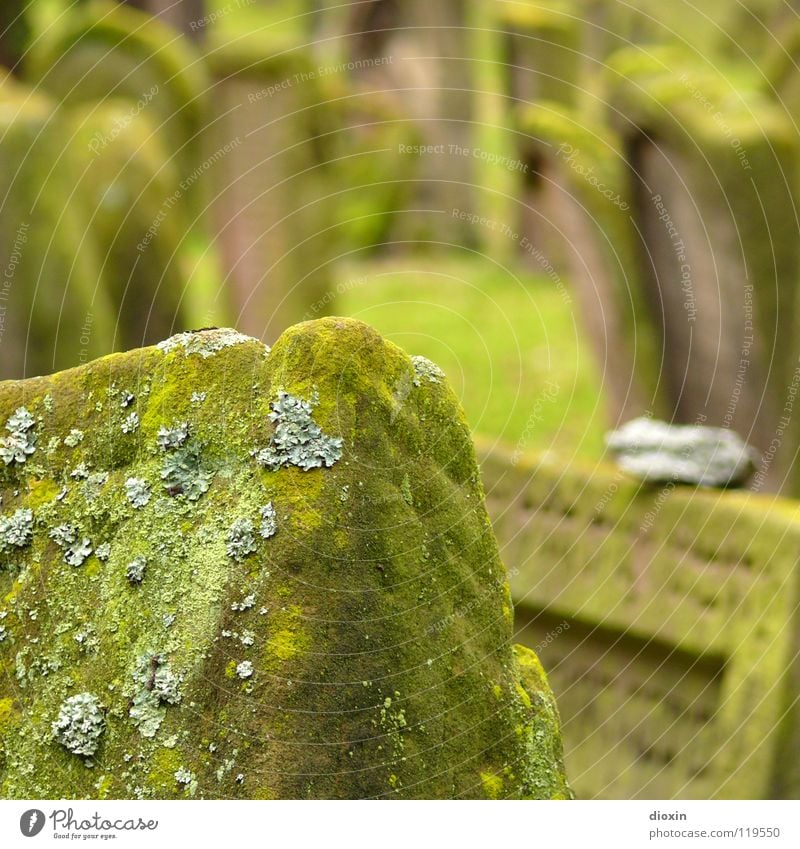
<box><xmin>337</xmin><ymin>254</ymin><xmax>609</xmax><ymax>460</ymax></box>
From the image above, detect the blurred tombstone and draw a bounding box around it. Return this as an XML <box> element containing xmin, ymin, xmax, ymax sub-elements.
<box><xmin>481</xmin><ymin>439</ymin><xmax>800</xmax><ymax>799</ymax></box>
<box><xmin>25</xmin><ymin>0</ymin><xmax>209</xmax><ymax>176</ymax></box>
<box><xmin>22</xmin><ymin>1</ymin><xmax>223</xmax><ymax>342</ymax></box>
<box><xmin>510</xmin><ymin>38</ymin><xmax>800</xmax><ymax>493</ymax></box>
<box><xmin>120</xmin><ymin>0</ymin><xmax>206</xmax><ymax>40</ymax></box>
<box><xmin>499</xmin><ymin>2</ymin><xmax>582</xmax><ymax>109</ymax></box>
<box><xmin>763</xmin><ymin>12</ymin><xmax>800</xmax><ymax>108</ymax></box>
<box><xmin>608</xmin><ymin>47</ymin><xmax>800</xmax><ymax>491</ymax></box>
<box><xmin>0</xmin><ymin>0</ymin><xmax>224</xmax><ymax>379</ymax></box>
<box><xmin>0</xmin><ymin>0</ymin><xmax>31</xmax><ymax>74</ymax></box>
<box><xmin>64</xmin><ymin>102</ymin><xmax>198</xmax><ymax>350</ymax></box>
<box><xmin>515</xmin><ymin>103</ymin><xmax>653</xmax><ymax>425</ymax></box>
<box><xmin>204</xmin><ymin>20</ymin><xmax>335</xmax><ymax>341</ymax></box>
<box><xmin>315</xmin><ymin>83</ymin><xmax>420</xmax><ymax>258</ymax></box>
<box><xmin>0</xmin><ymin>76</ymin><xmax>116</xmax><ymax>379</ymax></box>
<box><xmin>314</xmin><ymin>0</ymin><xmax>477</xmax><ymax>247</ymax></box>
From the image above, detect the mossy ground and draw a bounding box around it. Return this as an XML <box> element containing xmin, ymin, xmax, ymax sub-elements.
<box><xmin>0</xmin><ymin>319</ymin><xmax>570</xmax><ymax>799</ymax></box>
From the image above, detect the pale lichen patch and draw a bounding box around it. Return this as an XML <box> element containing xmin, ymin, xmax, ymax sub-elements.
<box><xmin>236</xmin><ymin>660</ymin><xmax>253</xmax><ymax>679</ymax></box>
<box><xmin>226</xmin><ymin>519</ymin><xmax>256</xmax><ymax>562</ymax></box>
<box><xmin>160</xmin><ymin>437</ymin><xmax>213</xmax><ymax>501</ymax></box>
<box><xmin>259</xmin><ymin>503</ymin><xmax>277</xmax><ymax>539</ymax></box>
<box><xmin>157</xmin><ymin>328</ymin><xmax>262</xmax><ymax>359</ymax></box>
<box><xmin>255</xmin><ymin>391</ymin><xmax>342</xmax><ymax>471</ymax></box>
<box><xmin>52</xmin><ymin>692</ymin><xmax>105</xmax><ymax>758</ymax></box>
<box><xmin>48</xmin><ymin>524</ymin><xmax>92</xmax><ymax>567</ymax></box>
<box><xmin>411</xmin><ymin>355</ymin><xmax>445</xmax><ymax>387</ymax></box>
<box><xmin>121</xmin><ymin>412</ymin><xmax>140</xmax><ymax>434</ymax></box>
<box><xmin>129</xmin><ymin>655</ymin><xmax>182</xmax><ymax>739</ymax></box>
<box><xmin>0</xmin><ymin>407</ymin><xmax>37</xmax><ymax>466</ymax></box>
<box><xmin>63</xmin><ymin>429</ymin><xmax>84</xmax><ymax>448</ymax></box>
<box><xmin>0</xmin><ymin>508</ymin><xmax>34</xmax><ymax>551</ymax></box>
<box><xmin>125</xmin><ymin>478</ymin><xmax>151</xmax><ymax>509</ymax></box>
<box><xmin>157</xmin><ymin>423</ymin><xmax>189</xmax><ymax>451</ymax></box>
<box><xmin>126</xmin><ymin>555</ymin><xmax>147</xmax><ymax>584</ymax></box>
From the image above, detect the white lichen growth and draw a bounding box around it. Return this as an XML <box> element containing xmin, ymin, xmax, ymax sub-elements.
<box><xmin>231</xmin><ymin>593</ymin><xmax>255</xmax><ymax>613</ymax></box>
<box><xmin>126</xmin><ymin>555</ymin><xmax>147</xmax><ymax>584</ymax></box>
<box><xmin>255</xmin><ymin>391</ymin><xmax>342</xmax><ymax>471</ymax></box>
<box><xmin>84</xmin><ymin>472</ymin><xmax>109</xmax><ymax>500</ymax></box>
<box><xmin>174</xmin><ymin>767</ymin><xmax>195</xmax><ymax>785</ymax></box>
<box><xmin>49</xmin><ymin>524</ymin><xmax>92</xmax><ymax>567</ymax></box>
<box><xmin>226</xmin><ymin>519</ymin><xmax>257</xmax><ymax>561</ymax></box>
<box><xmin>129</xmin><ymin>655</ymin><xmax>182</xmax><ymax>738</ymax></box>
<box><xmin>74</xmin><ymin>626</ymin><xmax>98</xmax><ymax>654</ymax></box>
<box><xmin>52</xmin><ymin>692</ymin><xmax>105</xmax><ymax>757</ymax></box>
<box><xmin>259</xmin><ymin>502</ymin><xmax>277</xmax><ymax>539</ymax></box>
<box><xmin>70</xmin><ymin>462</ymin><xmax>90</xmax><ymax>480</ymax></box>
<box><xmin>152</xmin><ymin>667</ymin><xmax>182</xmax><ymax>705</ymax></box>
<box><xmin>120</xmin><ymin>392</ymin><xmax>135</xmax><ymax>408</ymax></box>
<box><xmin>121</xmin><ymin>412</ymin><xmax>140</xmax><ymax>434</ymax></box>
<box><xmin>191</xmin><ymin>391</ymin><xmax>207</xmax><ymax>404</ymax></box>
<box><xmin>0</xmin><ymin>407</ymin><xmax>36</xmax><ymax>466</ymax></box>
<box><xmin>125</xmin><ymin>477</ymin><xmax>151</xmax><ymax>509</ymax></box>
<box><xmin>411</xmin><ymin>355</ymin><xmax>445</xmax><ymax>386</ymax></box>
<box><xmin>0</xmin><ymin>507</ymin><xmax>34</xmax><ymax>551</ymax></box>
<box><xmin>95</xmin><ymin>542</ymin><xmax>111</xmax><ymax>562</ymax></box>
<box><xmin>63</xmin><ymin>429</ymin><xmax>84</xmax><ymax>448</ymax></box>
<box><xmin>157</xmin><ymin>327</ymin><xmax>260</xmax><ymax>358</ymax></box>
<box><xmin>50</xmin><ymin>524</ymin><xmax>78</xmax><ymax>548</ymax></box>
<box><xmin>160</xmin><ymin>435</ymin><xmax>214</xmax><ymax>501</ymax></box>
<box><xmin>64</xmin><ymin>538</ymin><xmax>92</xmax><ymax>567</ymax></box>
<box><xmin>236</xmin><ymin>660</ymin><xmax>254</xmax><ymax>679</ymax></box>
<box><xmin>157</xmin><ymin>423</ymin><xmax>189</xmax><ymax>451</ymax></box>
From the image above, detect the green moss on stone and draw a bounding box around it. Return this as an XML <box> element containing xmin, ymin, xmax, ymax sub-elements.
<box><xmin>0</xmin><ymin>319</ymin><xmax>570</xmax><ymax>799</ymax></box>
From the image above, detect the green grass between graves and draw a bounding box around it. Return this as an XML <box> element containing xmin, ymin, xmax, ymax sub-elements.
<box><xmin>337</xmin><ymin>256</ymin><xmax>609</xmax><ymax>460</ymax></box>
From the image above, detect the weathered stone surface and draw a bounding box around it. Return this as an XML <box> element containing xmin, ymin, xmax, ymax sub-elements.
<box><xmin>606</xmin><ymin>416</ymin><xmax>756</xmax><ymax>487</ymax></box>
<box><xmin>479</xmin><ymin>438</ymin><xmax>800</xmax><ymax>799</ymax></box>
<box><xmin>0</xmin><ymin>318</ymin><xmax>570</xmax><ymax>799</ymax></box>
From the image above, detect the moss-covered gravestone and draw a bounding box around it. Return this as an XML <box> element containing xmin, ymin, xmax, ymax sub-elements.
<box><xmin>0</xmin><ymin>318</ymin><xmax>570</xmax><ymax>799</ymax></box>
<box><xmin>607</xmin><ymin>46</ymin><xmax>800</xmax><ymax>491</ymax></box>
<box><xmin>204</xmin><ymin>23</ymin><xmax>335</xmax><ymax>341</ymax></box>
<box><xmin>0</xmin><ymin>72</ymin><xmax>215</xmax><ymax>379</ymax></box>
<box><xmin>0</xmin><ymin>75</ymin><xmax>116</xmax><ymax>380</ymax></box>
<box><xmin>25</xmin><ymin>0</ymin><xmax>208</xmax><ymax>175</ymax></box>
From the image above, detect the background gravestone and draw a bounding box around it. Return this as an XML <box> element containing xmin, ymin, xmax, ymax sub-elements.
<box><xmin>204</xmin><ymin>16</ymin><xmax>336</xmax><ymax>341</ymax></box>
<box><xmin>0</xmin><ymin>3</ymin><xmax>222</xmax><ymax>378</ymax></box>
<box><xmin>0</xmin><ymin>74</ymin><xmax>116</xmax><ymax>380</ymax></box>
<box><xmin>480</xmin><ymin>438</ymin><xmax>800</xmax><ymax>799</ymax></box>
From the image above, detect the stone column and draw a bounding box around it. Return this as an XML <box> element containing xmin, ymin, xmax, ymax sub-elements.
<box><xmin>205</xmin><ymin>39</ymin><xmax>333</xmax><ymax>341</ymax></box>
